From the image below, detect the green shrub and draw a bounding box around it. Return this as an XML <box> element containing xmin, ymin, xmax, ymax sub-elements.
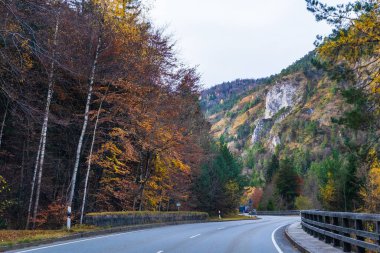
<box><xmin>295</xmin><ymin>196</ymin><xmax>313</xmax><ymax>210</ymax></box>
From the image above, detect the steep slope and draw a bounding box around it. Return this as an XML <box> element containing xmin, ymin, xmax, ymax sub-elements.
<box><xmin>200</xmin><ymin>51</ymin><xmax>373</xmax><ymax>210</ymax></box>
<box><xmin>200</xmin><ymin>52</ymin><xmax>319</xmax><ymax>153</ymax></box>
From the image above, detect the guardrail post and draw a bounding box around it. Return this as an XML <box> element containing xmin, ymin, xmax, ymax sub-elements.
<box><xmin>342</xmin><ymin>218</ymin><xmax>351</xmax><ymax>252</ymax></box>
<box><xmin>355</xmin><ymin>219</ymin><xmax>365</xmax><ymax>253</ymax></box>
<box><xmin>312</xmin><ymin>214</ymin><xmax>318</xmax><ymax>238</ymax></box>
<box><xmin>325</xmin><ymin>215</ymin><xmax>332</xmax><ymax>244</ymax></box>
<box><xmin>301</xmin><ymin>212</ymin><xmax>306</xmax><ymax>232</ymax></box>
<box><xmin>318</xmin><ymin>215</ymin><xmax>324</xmax><ymax>241</ymax></box>
<box><xmin>307</xmin><ymin>213</ymin><xmax>311</xmax><ymax>235</ymax></box>
<box><xmin>332</xmin><ymin>216</ymin><xmax>341</xmax><ymax>247</ymax></box>
<box><xmin>304</xmin><ymin>213</ymin><xmax>310</xmax><ymax>235</ymax></box>
<box><xmin>377</xmin><ymin>221</ymin><xmax>380</xmax><ymax>247</ymax></box>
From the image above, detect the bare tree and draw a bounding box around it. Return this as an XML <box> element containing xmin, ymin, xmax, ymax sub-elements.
<box><xmin>32</xmin><ymin>10</ymin><xmax>60</xmax><ymax>229</ymax></box>
<box><xmin>25</xmin><ymin>137</ymin><xmax>42</xmax><ymax>229</ymax></box>
<box><xmin>80</xmin><ymin>84</ymin><xmax>109</xmax><ymax>224</ymax></box>
<box><xmin>68</xmin><ymin>34</ymin><xmax>102</xmax><ymax>209</ymax></box>
<box><xmin>0</xmin><ymin>100</ymin><xmax>8</xmax><ymax>149</ymax></box>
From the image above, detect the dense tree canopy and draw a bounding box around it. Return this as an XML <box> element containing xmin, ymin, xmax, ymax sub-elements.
<box><xmin>0</xmin><ymin>0</ymin><xmax>242</xmax><ymax>229</ymax></box>
<box><xmin>193</xmin><ymin>141</ymin><xmax>246</xmax><ymax>214</ymax></box>
<box><xmin>306</xmin><ymin>0</ymin><xmax>379</xmax><ymax>212</ymax></box>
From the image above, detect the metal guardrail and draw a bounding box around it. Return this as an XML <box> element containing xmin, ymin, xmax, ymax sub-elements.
<box><xmin>301</xmin><ymin>210</ymin><xmax>380</xmax><ymax>252</ymax></box>
<box><xmin>256</xmin><ymin>210</ymin><xmax>300</xmax><ymax>216</ymax></box>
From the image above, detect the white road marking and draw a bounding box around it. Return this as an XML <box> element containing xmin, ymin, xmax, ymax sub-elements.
<box><xmin>217</xmin><ymin>227</ymin><xmax>225</xmax><ymax>230</ymax></box>
<box><xmin>12</xmin><ymin>230</ymin><xmax>142</xmax><ymax>253</ymax></box>
<box><xmin>156</xmin><ymin>251</ymin><xmax>164</xmax><ymax>253</ymax></box>
<box><xmin>189</xmin><ymin>234</ymin><xmax>201</xmax><ymax>239</ymax></box>
<box><xmin>271</xmin><ymin>225</ymin><xmax>285</xmax><ymax>253</ymax></box>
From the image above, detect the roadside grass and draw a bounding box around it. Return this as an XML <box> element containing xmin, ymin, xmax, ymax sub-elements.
<box><xmin>0</xmin><ymin>225</ymin><xmax>98</xmax><ymax>247</ymax></box>
<box><xmin>86</xmin><ymin>211</ymin><xmax>207</xmax><ymax>216</ymax></box>
<box><xmin>0</xmin><ymin>213</ymin><xmax>255</xmax><ymax>247</ymax></box>
<box><xmin>208</xmin><ymin>214</ymin><xmax>258</xmax><ymax>222</ymax></box>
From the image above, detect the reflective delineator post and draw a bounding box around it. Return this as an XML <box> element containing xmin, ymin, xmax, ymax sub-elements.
<box><xmin>218</xmin><ymin>210</ymin><xmax>221</xmax><ymax>220</ymax></box>
<box><xmin>67</xmin><ymin>206</ymin><xmax>71</xmax><ymax>230</ymax></box>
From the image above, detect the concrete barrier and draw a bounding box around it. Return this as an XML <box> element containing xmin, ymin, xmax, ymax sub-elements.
<box><xmin>84</xmin><ymin>211</ymin><xmax>209</xmax><ymax>227</ymax></box>
<box><xmin>257</xmin><ymin>210</ymin><xmax>300</xmax><ymax>216</ymax></box>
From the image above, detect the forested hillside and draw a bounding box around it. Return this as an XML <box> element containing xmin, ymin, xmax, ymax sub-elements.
<box><xmin>1</xmin><ymin>0</ymin><xmax>379</xmax><ymax>233</ymax></box>
<box><xmin>201</xmin><ymin>1</ymin><xmax>379</xmax><ymax>212</ymax></box>
<box><xmin>0</xmin><ymin>0</ymin><xmax>245</xmax><ymax>229</ymax></box>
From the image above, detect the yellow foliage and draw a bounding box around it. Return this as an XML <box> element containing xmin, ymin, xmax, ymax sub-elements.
<box><xmin>172</xmin><ymin>159</ymin><xmax>190</xmax><ymax>173</ymax></box>
<box><xmin>318</xmin><ymin>8</ymin><xmax>380</xmax><ymax>64</ymax></box>
<box><xmin>21</xmin><ymin>40</ymin><xmax>33</xmax><ymax>70</ymax></box>
<box><xmin>359</xmin><ymin>149</ymin><xmax>380</xmax><ymax>212</ymax></box>
<box><xmin>231</xmin><ymin>112</ymin><xmax>248</xmax><ymax>133</ymax></box>
<box><xmin>225</xmin><ymin>181</ymin><xmax>239</xmax><ymax>195</ymax></box>
<box><xmin>92</xmin><ymin>0</ymin><xmax>142</xmax><ymax>46</ymax></box>
<box><xmin>211</xmin><ymin>118</ymin><xmax>228</xmax><ymax>132</ymax></box>
<box><xmin>93</xmin><ymin>0</ymin><xmax>130</xmax><ymax>18</ymax></box>
<box><xmin>318</xmin><ymin>3</ymin><xmax>380</xmax><ymax>110</ymax></box>
<box><xmin>143</xmin><ymin>154</ymin><xmax>190</xmax><ymax>208</ymax></box>
<box><xmin>0</xmin><ymin>175</ymin><xmax>8</xmax><ymax>193</ymax></box>
<box><xmin>320</xmin><ymin>172</ymin><xmax>336</xmax><ymax>209</ymax></box>
<box><xmin>295</xmin><ymin>196</ymin><xmax>313</xmax><ymax>210</ymax></box>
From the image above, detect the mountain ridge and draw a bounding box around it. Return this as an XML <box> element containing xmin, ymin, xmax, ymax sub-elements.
<box><xmin>200</xmin><ymin>50</ymin><xmax>369</xmax><ymax>210</ymax></box>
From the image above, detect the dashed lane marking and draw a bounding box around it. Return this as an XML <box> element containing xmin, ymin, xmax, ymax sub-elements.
<box><xmin>189</xmin><ymin>234</ymin><xmax>201</xmax><ymax>239</ymax></box>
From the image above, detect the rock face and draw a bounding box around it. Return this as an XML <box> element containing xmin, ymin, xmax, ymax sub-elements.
<box><xmin>269</xmin><ymin>135</ymin><xmax>281</xmax><ymax>151</ymax></box>
<box><xmin>251</xmin><ymin>119</ymin><xmax>272</xmax><ymax>144</ymax></box>
<box><xmin>264</xmin><ymin>83</ymin><xmax>298</xmax><ymax>119</ymax></box>
<box><xmin>251</xmin><ymin>82</ymin><xmax>300</xmax><ymax>145</ymax></box>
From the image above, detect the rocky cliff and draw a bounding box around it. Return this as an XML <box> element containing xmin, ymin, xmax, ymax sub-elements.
<box><xmin>200</xmin><ymin>29</ymin><xmax>378</xmax><ymax>211</ymax></box>
<box><xmin>199</xmin><ymin>51</ymin><xmax>363</xmax><ymax>187</ymax></box>
<box><xmin>264</xmin><ymin>82</ymin><xmax>299</xmax><ymax>119</ymax></box>
<box><xmin>250</xmin><ymin>82</ymin><xmax>301</xmax><ymax>146</ymax></box>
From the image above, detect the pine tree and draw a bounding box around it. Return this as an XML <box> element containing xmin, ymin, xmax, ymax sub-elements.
<box><xmin>275</xmin><ymin>158</ymin><xmax>299</xmax><ymax>209</ymax></box>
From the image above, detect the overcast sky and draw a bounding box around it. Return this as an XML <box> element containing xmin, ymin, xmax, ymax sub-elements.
<box><xmin>149</xmin><ymin>0</ymin><xmax>351</xmax><ymax>88</ymax></box>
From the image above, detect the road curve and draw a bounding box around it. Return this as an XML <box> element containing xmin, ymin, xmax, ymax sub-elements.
<box><xmin>9</xmin><ymin>216</ymin><xmax>300</xmax><ymax>253</ymax></box>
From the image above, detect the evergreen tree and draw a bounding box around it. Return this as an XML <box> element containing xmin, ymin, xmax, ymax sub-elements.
<box><xmin>265</xmin><ymin>154</ymin><xmax>279</xmax><ymax>182</ymax></box>
<box><xmin>275</xmin><ymin>158</ymin><xmax>299</xmax><ymax>209</ymax></box>
<box><xmin>194</xmin><ymin>142</ymin><xmax>246</xmax><ymax>214</ymax></box>
<box><xmin>339</xmin><ymin>154</ymin><xmax>361</xmax><ymax>211</ymax></box>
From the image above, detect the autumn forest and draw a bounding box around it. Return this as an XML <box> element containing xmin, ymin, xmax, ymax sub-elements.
<box><xmin>0</xmin><ymin>0</ymin><xmax>248</xmax><ymax>230</ymax></box>
<box><xmin>1</xmin><ymin>0</ymin><xmax>380</xmax><ymax>234</ymax></box>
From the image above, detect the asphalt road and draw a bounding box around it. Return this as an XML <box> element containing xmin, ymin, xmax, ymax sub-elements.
<box><xmin>9</xmin><ymin>216</ymin><xmax>300</xmax><ymax>253</ymax></box>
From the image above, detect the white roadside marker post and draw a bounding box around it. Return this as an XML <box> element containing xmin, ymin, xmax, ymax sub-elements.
<box><xmin>218</xmin><ymin>210</ymin><xmax>221</xmax><ymax>220</ymax></box>
<box><xmin>67</xmin><ymin>206</ymin><xmax>71</xmax><ymax>230</ymax></box>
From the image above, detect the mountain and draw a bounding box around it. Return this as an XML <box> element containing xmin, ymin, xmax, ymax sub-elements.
<box><xmin>200</xmin><ymin>51</ymin><xmax>373</xmax><ymax>210</ymax></box>
<box><xmin>200</xmin><ymin>52</ymin><xmax>321</xmax><ymax>152</ymax></box>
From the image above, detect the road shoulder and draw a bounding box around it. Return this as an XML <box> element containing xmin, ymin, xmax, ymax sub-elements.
<box><xmin>2</xmin><ymin>217</ymin><xmax>258</xmax><ymax>253</ymax></box>
<box><xmin>1</xmin><ymin>221</ymin><xmax>201</xmax><ymax>252</ymax></box>
<box><xmin>273</xmin><ymin>224</ymin><xmax>300</xmax><ymax>253</ymax></box>
<box><xmin>285</xmin><ymin>222</ymin><xmax>342</xmax><ymax>253</ymax></box>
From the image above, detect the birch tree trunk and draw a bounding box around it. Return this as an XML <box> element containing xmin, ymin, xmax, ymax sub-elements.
<box><xmin>31</xmin><ymin>13</ymin><xmax>60</xmax><ymax>229</ymax></box>
<box><xmin>68</xmin><ymin>35</ymin><xmax>101</xmax><ymax>209</ymax></box>
<box><xmin>79</xmin><ymin>84</ymin><xmax>108</xmax><ymax>224</ymax></box>
<box><xmin>0</xmin><ymin>101</ymin><xmax>9</xmax><ymax>149</ymax></box>
<box><xmin>25</xmin><ymin>137</ymin><xmax>42</xmax><ymax>229</ymax></box>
